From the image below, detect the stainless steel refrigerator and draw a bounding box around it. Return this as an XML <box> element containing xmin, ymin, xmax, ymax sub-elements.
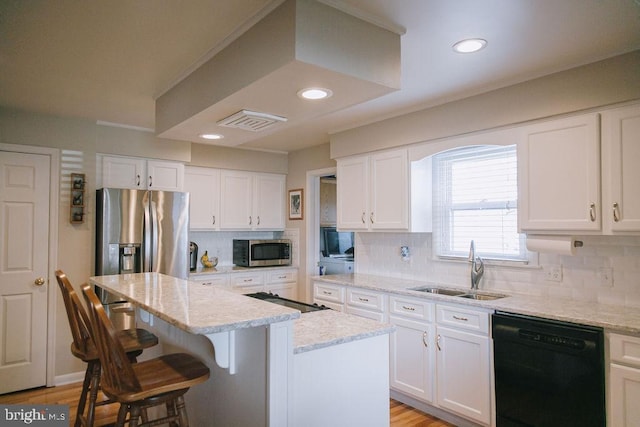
<box><xmin>95</xmin><ymin>188</ymin><xmax>189</xmax><ymax>327</ymax></box>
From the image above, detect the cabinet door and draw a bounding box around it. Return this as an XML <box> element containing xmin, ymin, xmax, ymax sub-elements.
<box><xmin>609</xmin><ymin>364</ymin><xmax>640</xmax><ymax>426</ymax></box>
<box><xmin>336</xmin><ymin>155</ymin><xmax>369</xmax><ymax>230</ymax></box>
<box><xmin>102</xmin><ymin>156</ymin><xmax>145</xmax><ymax>189</ymax></box>
<box><xmin>184</xmin><ymin>167</ymin><xmax>220</xmax><ymax>230</ymax></box>
<box><xmin>436</xmin><ymin>326</ymin><xmax>491</xmax><ymax>425</ymax></box>
<box><xmin>602</xmin><ymin>104</ymin><xmax>640</xmax><ymax>232</ymax></box>
<box><xmin>254</xmin><ymin>173</ymin><xmax>285</xmax><ymax>230</ymax></box>
<box><xmin>389</xmin><ymin>315</ymin><xmax>435</xmax><ymax>403</ymax></box>
<box><xmin>370</xmin><ymin>149</ymin><xmax>408</xmax><ymax>230</ymax></box>
<box><xmin>147</xmin><ymin>160</ymin><xmax>184</xmax><ymax>191</ymax></box>
<box><xmin>220</xmin><ymin>170</ymin><xmax>253</xmax><ymax>229</ymax></box>
<box><xmin>518</xmin><ymin>113</ymin><xmax>600</xmax><ymax>231</ymax></box>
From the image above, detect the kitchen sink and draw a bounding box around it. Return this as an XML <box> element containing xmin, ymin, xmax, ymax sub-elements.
<box><xmin>411</xmin><ymin>287</ymin><xmax>467</xmax><ymax>296</ymax></box>
<box><xmin>458</xmin><ymin>292</ymin><xmax>506</xmax><ymax>301</ymax></box>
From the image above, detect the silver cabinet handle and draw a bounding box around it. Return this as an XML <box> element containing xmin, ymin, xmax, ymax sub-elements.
<box><xmin>358</xmin><ymin>297</ymin><xmax>369</xmax><ymax>302</ymax></box>
<box><xmin>149</xmin><ymin>176</ymin><xmax>153</xmax><ymax>187</ymax></box>
<box><xmin>436</xmin><ymin>334</ymin><xmax>442</xmax><ymax>351</ymax></box>
<box><xmin>370</xmin><ymin>212</ymin><xmax>374</xmax><ymax>224</ymax></box>
<box><xmin>589</xmin><ymin>202</ymin><xmax>596</xmax><ymax>222</ymax></box>
<box><xmin>402</xmin><ymin>305</ymin><xmax>415</xmax><ymax>311</ymax></box>
<box><xmin>257</xmin><ymin>216</ymin><xmax>260</xmax><ymax>225</ymax></box>
<box><xmin>202</xmin><ymin>282</ymin><xmax>212</xmax><ymax>286</ymax></box>
<box><xmin>453</xmin><ymin>315</ymin><xmax>469</xmax><ymax>322</ymax></box>
<box><xmin>249</xmin><ymin>216</ymin><xmax>252</xmax><ymax>225</ymax></box>
<box><xmin>136</xmin><ymin>174</ymin><xmax>141</xmax><ymax>186</ymax></box>
<box><xmin>361</xmin><ymin>212</ymin><xmax>366</xmax><ymax>224</ymax></box>
<box><xmin>243</xmin><ymin>278</ymin><xmax>253</xmax><ymax>283</ymax></box>
<box><xmin>278</xmin><ymin>275</ymin><xmax>286</xmax><ymax>279</ymax></box>
<box><xmin>422</xmin><ymin>331</ymin><xmax>428</xmax><ymax>348</ymax></box>
<box><xmin>212</xmin><ymin>215</ymin><xmax>216</xmax><ymax>225</ymax></box>
<box><xmin>613</xmin><ymin>202</ymin><xmax>620</xmax><ymax>222</ymax></box>
<box><xmin>322</xmin><ymin>290</ymin><xmax>332</xmax><ymax>295</ymax></box>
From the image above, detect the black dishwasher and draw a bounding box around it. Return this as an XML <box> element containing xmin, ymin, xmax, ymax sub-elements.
<box><xmin>492</xmin><ymin>312</ymin><xmax>605</xmax><ymax>427</ymax></box>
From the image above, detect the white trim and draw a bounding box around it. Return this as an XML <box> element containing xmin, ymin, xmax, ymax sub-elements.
<box><xmin>0</xmin><ymin>143</ymin><xmax>60</xmax><ymax>388</ymax></box>
<box><xmin>54</xmin><ymin>371</ymin><xmax>85</xmax><ymax>387</ymax></box>
<box><xmin>305</xmin><ymin>167</ymin><xmax>337</xmax><ymax>302</ymax></box>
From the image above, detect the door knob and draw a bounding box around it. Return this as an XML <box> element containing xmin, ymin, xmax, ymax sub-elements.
<box><xmin>34</xmin><ymin>277</ymin><xmax>45</xmax><ymax>286</ymax></box>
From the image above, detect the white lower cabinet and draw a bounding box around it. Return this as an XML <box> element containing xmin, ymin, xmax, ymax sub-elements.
<box><xmin>265</xmin><ymin>269</ymin><xmax>297</xmax><ymax>300</ymax></box>
<box><xmin>389</xmin><ymin>295</ymin><xmax>435</xmax><ymax>404</ymax></box>
<box><xmin>608</xmin><ymin>333</ymin><xmax>640</xmax><ymax>426</ymax></box>
<box><xmin>192</xmin><ymin>274</ymin><xmax>229</xmax><ymax>288</ymax></box>
<box><xmin>313</xmin><ymin>282</ymin><xmax>345</xmax><ymax>312</ymax></box>
<box><xmin>345</xmin><ymin>288</ymin><xmax>387</xmax><ymax>322</ymax></box>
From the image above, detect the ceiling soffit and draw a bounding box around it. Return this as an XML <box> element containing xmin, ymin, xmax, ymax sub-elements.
<box><xmin>155</xmin><ymin>0</ymin><xmax>400</xmax><ymax>147</ymax></box>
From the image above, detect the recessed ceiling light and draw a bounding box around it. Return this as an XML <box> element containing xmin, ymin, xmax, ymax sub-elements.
<box><xmin>199</xmin><ymin>133</ymin><xmax>224</xmax><ymax>140</ymax></box>
<box><xmin>453</xmin><ymin>38</ymin><xmax>487</xmax><ymax>54</ymax></box>
<box><xmin>298</xmin><ymin>87</ymin><xmax>333</xmax><ymax>100</ymax></box>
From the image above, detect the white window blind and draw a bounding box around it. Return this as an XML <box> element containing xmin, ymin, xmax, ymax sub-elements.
<box><xmin>432</xmin><ymin>144</ymin><xmax>526</xmax><ymax>261</ymax></box>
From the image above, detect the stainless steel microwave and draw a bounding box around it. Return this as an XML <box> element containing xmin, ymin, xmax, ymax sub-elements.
<box><xmin>233</xmin><ymin>239</ymin><xmax>292</xmax><ymax>267</ymax></box>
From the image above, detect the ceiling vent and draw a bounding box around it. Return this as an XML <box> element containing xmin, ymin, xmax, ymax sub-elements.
<box><xmin>217</xmin><ymin>110</ymin><xmax>288</xmax><ymax>132</ymax></box>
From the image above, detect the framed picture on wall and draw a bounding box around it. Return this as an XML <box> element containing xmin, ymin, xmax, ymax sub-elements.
<box><xmin>288</xmin><ymin>188</ymin><xmax>303</xmax><ymax>220</ymax></box>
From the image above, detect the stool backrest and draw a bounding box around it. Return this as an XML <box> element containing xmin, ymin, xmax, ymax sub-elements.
<box><xmin>82</xmin><ymin>284</ymin><xmax>141</xmax><ymax>394</ymax></box>
<box><xmin>55</xmin><ymin>270</ymin><xmax>93</xmax><ymax>358</ymax></box>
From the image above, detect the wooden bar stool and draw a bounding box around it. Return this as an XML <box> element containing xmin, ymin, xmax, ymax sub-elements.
<box><xmin>55</xmin><ymin>270</ymin><xmax>159</xmax><ymax>427</ymax></box>
<box><xmin>82</xmin><ymin>284</ymin><xmax>210</xmax><ymax>427</ymax></box>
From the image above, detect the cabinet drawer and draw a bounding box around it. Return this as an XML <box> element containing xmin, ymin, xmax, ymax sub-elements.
<box><xmin>436</xmin><ymin>304</ymin><xmax>489</xmax><ymax>334</ymax></box>
<box><xmin>390</xmin><ymin>296</ymin><xmax>434</xmax><ymax>322</ymax></box>
<box><xmin>193</xmin><ymin>274</ymin><xmax>228</xmax><ymax>287</ymax></box>
<box><xmin>610</xmin><ymin>333</ymin><xmax>640</xmax><ymax>367</ymax></box>
<box><xmin>347</xmin><ymin>288</ymin><xmax>385</xmax><ymax>312</ymax></box>
<box><xmin>230</xmin><ymin>272</ymin><xmax>264</xmax><ymax>288</ymax></box>
<box><xmin>346</xmin><ymin>305</ymin><xmax>386</xmax><ymax>322</ymax></box>
<box><xmin>267</xmin><ymin>269</ymin><xmax>297</xmax><ymax>284</ymax></box>
<box><xmin>313</xmin><ymin>282</ymin><xmax>345</xmax><ymax>303</ymax></box>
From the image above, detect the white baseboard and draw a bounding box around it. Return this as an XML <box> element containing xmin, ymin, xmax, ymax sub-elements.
<box><xmin>54</xmin><ymin>371</ymin><xmax>85</xmax><ymax>386</ymax></box>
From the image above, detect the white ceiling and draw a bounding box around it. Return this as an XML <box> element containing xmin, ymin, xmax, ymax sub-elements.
<box><xmin>1</xmin><ymin>0</ymin><xmax>639</xmax><ymax>153</ymax></box>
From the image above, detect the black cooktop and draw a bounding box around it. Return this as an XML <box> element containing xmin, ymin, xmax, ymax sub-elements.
<box><xmin>245</xmin><ymin>292</ymin><xmax>330</xmax><ymax>313</ymax></box>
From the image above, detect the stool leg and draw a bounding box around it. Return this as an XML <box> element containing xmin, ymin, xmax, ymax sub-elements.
<box><xmin>166</xmin><ymin>400</ymin><xmax>177</xmax><ymax>427</ymax></box>
<box><xmin>115</xmin><ymin>404</ymin><xmax>128</xmax><ymax>427</ymax></box>
<box><xmin>75</xmin><ymin>363</ymin><xmax>93</xmax><ymax>427</ymax></box>
<box><xmin>85</xmin><ymin>361</ymin><xmax>101</xmax><ymax>427</ymax></box>
<box><xmin>129</xmin><ymin>406</ymin><xmax>141</xmax><ymax>427</ymax></box>
<box><xmin>175</xmin><ymin>396</ymin><xmax>189</xmax><ymax>427</ymax></box>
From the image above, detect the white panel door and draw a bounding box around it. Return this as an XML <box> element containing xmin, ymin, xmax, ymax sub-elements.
<box><xmin>102</xmin><ymin>155</ymin><xmax>145</xmax><ymax>188</ymax></box>
<box><xmin>602</xmin><ymin>104</ymin><xmax>640</xmax><ymax>232</ymax></box>
<box><xmin>220</xmin><ymin>170</ymin><xmax>253</xmax><ymax>229</ymax></box>
<box><xmin>147</xmin><ymin>160</ymin><xmax>184</xmax><ymax>191</ymax></box>
<box><xmin>0</xmin><ymin>151</ymin><xmax>50</xmax><ymax>393</ymax></box>
<box><xmin>370</xmin><ymin>149</ymin><xmax>408</xmax><ymax>230</ymax></box>
<box><xmin>336</xmin><ymin>155</ymin><xmax>369</xmax><ymax>230</ymax></box>
<box><xmin>184</xmin><ymin>166</ymin><xmax>220</xmax><ymax>230</ymax></box>
<box><xmin>518</xmin><ymin>113</ymin><xmax>601</xmax><ymax>231</ymax></box>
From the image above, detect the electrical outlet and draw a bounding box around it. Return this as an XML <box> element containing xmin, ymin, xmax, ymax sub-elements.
<box><xmin>597</xmin><ymin>267</ymin><xmax>613</xmax><ymax>287</ymax></box>
<box><xmin>544</xmin><ymin>264</ymin><xmax>563</xmax><ymax>282</ymax></box>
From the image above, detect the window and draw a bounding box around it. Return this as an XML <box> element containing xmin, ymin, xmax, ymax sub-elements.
<box><xmin>432</xmin><ymin>144</ymin><xmax>526</xmax><ymax>262</ymax></box>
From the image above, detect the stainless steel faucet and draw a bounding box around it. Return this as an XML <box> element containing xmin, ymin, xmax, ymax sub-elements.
<box><xmin>469</xmin><ymin>240</ymin><xmax>484</xmax><ymax>290</ymax></box>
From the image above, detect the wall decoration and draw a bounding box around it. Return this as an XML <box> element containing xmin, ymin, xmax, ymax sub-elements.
<box><xmin>70</xmin><ymin>173</ymin><xmax>85</xmax><ymax>224</ymax></box>
<box><xmin>288</xmin><ymin>188</ymin><xmax>303</xmax><ymax>220</ymax></box>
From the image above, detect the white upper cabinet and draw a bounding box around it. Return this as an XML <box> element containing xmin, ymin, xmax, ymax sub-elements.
<box><xmin>220</xmin><ymin>170</ymin><xmax>285</xmax><ymax>230</ymax></box>
<box><xmin>518</xmin><ymin>113</ymin><xmax>601</xmax><ymax>232</ymax></box>
<box><xmin>337</xmin><ymin>148</ymin><xmax>428</xmax><ymax>232</ymax></box>
<box><xmin>101</xmin><ymin>155</ymin><xmax>184</xmax><ymax>191</ymax></box>
<box><xmin>184</xmin><ymin>166</ymin><xmax>220</xmax><ymax>230</ymax></box>
<box><xmin>601</xmin><ymin>104</ymin><xmax>640</xmax><ymax>233</ymax></box>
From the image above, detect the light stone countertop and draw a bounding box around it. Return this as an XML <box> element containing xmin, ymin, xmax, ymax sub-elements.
<box><xmin>89</xmin><ymin>273</ymin><xmax>300</xmax><ymax>335</ymax></box>
<box><xmin>313</xmin><ymin>273</ymin><xmax>640</xmax><ymax>335</ymax></box>
<box><xmin>293</xmin><ymin>310</ymin><xmax>394</xmax><ymax>354</ymax></box>
<box><xmin>89</xmin><ymin>273</ymin><xmax>393</xmax><ymax>353</ymax></box>
<box><xmin>189</xmin><ymin>265</ymin><xmax>297</xmax><ymax>276</ymax></box>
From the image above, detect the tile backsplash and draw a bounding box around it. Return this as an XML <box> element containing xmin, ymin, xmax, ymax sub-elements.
<box><xmin>355</xmin><ymin>233</ymin><xmax>640</xmax><ymax>308</ymax></box>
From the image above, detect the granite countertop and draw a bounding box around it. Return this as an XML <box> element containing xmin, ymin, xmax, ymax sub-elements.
<box><xmin>293</xmin><ymin>310</ymin><xmax>394</xmax><ymax>354</ymax></box>
<box><xmin>89</xmin><ymin>272</ymin><xmax>393</xmax><ymax>353</ymax></box>
<box><xmin>313</xmin><ymin>273</ymin><xmax>640</xmax><ymax>335</ymax></box>
<box><xmin>89</xmin><ymin>273</ymin><xmax>300</xmax><ymax>335</ymax></box>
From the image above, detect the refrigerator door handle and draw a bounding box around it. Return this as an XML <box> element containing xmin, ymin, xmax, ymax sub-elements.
<box><xmin>143</xmin><ymin>197</ymin><xmax>152</xmax><ymax>272</ymax></box>
<box><xmin>149</xmin><ymin>200</ymin><xmax>159</xmax><ymax>271</ymax></box>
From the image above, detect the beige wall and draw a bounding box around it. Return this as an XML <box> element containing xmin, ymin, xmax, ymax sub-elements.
<box><xmin>286</xmin><ymin>143</ymin><xmax>335</xmax><ymax>294</ymax></box>
<box><xmin>330</xmin><ymin>50</ymin><xmax>640</xmax><ymax>158</ymax></box>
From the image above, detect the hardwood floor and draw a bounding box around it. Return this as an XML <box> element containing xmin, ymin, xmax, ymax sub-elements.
<box><xmin>0</xmin><ymin>382</ymin><xmax>455</xmax><ymax>426</ymax></box>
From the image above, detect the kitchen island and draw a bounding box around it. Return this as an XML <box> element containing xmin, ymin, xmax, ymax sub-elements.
<box><xmin>89</xmin><ymin>273</ymin><xmax>393</xmax><ymax>427</ymax></box>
